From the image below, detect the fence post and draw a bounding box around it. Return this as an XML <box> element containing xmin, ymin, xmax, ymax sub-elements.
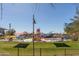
<box><xmin>64</xmin><ymin>48</ymin><xmax>66</xmax><ymax>56</ymax></box>
<box><xmin>17</xmin><ymin>48</ymin><xmax>19</xmax><ymax>56</ymax></box>
<box><xmin>54</xmin><ymin>48</ymin><xmax>56</xmax><ymax>56</ymax></box>
<box><xmin>40</xmin><ymin>48</ymin><xmax>42</xmax><ymax>56</ymax></box>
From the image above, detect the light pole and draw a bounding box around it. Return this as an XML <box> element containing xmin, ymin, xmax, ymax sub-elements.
<box><xmin>8</xmin><ymin>23</ymin><xmax>11</xmax><ymax>41</ymax></box>
<box><xmin>32</xmin><ymin>14</ymin><xmax>36</xmax><ymax>56</ymax></box>
<box><xmin>32</xmin><ymin>3</ymin><xmax>37</xmax><ymax>56</ymax></box>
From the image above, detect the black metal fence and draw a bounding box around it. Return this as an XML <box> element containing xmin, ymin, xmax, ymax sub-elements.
<box><xmin>0</xmin><ymin>48</ymin><xmax>79</xmax><ymax>56</ymax></box>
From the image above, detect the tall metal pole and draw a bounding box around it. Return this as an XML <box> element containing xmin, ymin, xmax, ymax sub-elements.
<box><xmin>1</xmin><ymin>3</ymin><xmax>2</xmax><ymax>21</ymax></box>
<box><xmin>9</xmin><ymin>23</ymin><xmax>11</xmax><ymax>40</ymax></box>
<box><xmin>33</xmin><ymin>15</ymin><xmax>35</xmax><ymax>56</ymax></box>
<box><xmin>32</xmin><ymin>3</ymin><xmax>38</xmax><ymax>56</ymax></box>
<box><xmin>9</xmin><ymin>23</ymin><xmax>11</xmax><ymax>30</ymax></box>
<box><xmin>0</xmin><ymin>3</ymin><xmax>3</xmax><ymax>27</ymax></box>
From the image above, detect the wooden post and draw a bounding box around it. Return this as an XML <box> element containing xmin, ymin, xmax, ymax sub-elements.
<box><xmin>17</xmin><ymin>48</ymin><xmax>19</xmax><ymax>56</ymax></box>
<box><xmin>40</xmin><ymin>48</ymin><xmax>42</xmax><ymax>56</ymax></box>
<box><xmin>64</xmin><ymin>48</ymin><xmax>66</xmax><ymax>56</ymax></box>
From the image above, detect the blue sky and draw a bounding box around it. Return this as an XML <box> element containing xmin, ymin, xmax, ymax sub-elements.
<box><xmin>0</xmin><ymin>3</ymin><xmax>78</xmax><ymax>33</ymax></box>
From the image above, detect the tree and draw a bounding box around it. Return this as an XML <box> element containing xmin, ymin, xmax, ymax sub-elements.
<box><xmin>64</xmin><ymin>7</ymin><xmax>79</xmax><ymax>41</ymax></box>
<box><xmin>6</xmin><ymin>29</ymin><xmax>16</xmax><ymax>35</ymax></box>
<box><xmin>22</xmin><ymin>31</ymin><xmax>29</xmax><ymax>38</ymax></box>
<box><xmin>64</xmin><ymin>22</ymin><xmax>79</xmax><ymax>41</ymax></box>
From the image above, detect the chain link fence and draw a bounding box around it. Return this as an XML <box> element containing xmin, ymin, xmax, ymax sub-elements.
<box><xmin>0</xmin><ymin>48</ymin><xmax>79</xmax><ymax>56</ymax></box>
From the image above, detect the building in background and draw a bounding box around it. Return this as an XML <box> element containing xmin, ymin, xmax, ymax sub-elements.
<box><xmin>0</xmin><ymin>27</ymin><xmax>7</xmax><ymax>36</ymax></box>
<box><xmin>34</xmin><ymin>28</ymin><xmax>41</xmax><ymax>41</ymax></box>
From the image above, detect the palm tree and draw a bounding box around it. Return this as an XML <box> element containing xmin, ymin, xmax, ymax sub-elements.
<box><xmin>64</xmin><ymin>7</ymin><xmax>79</xmax><ymax>41</ymax></box>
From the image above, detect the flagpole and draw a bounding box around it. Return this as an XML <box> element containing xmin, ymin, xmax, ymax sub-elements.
<box><xmin>33</xmin><ymin>14</ymin><xmax>35</xmax><ymax>56</ymax></box>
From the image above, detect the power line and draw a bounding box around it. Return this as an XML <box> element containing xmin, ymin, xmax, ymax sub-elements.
<box><xmin>33</xmin><ymin>4</ymin><xmax>37</xmax><ymax>15</ymax></box>
<box><xmin>49</xmin><ymin>3</ymin><xmax>56</xmax><ymax>9</ymax></box>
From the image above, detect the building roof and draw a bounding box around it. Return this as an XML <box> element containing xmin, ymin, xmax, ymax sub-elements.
<box><xmin>0</xmin><ymin>27</ymin><xmax>7</xmax><ymax>30</ymax></box>
<box><xmin>15</xmin><ymin>32</ymin><xmax>24</xmax><ymax>35</ymax></box>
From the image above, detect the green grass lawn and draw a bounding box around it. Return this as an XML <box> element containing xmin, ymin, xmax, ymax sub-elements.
<box><xmin>27</xmin><ymin>42</ymin><xmax>56</xmax><ymax>48</ymax></box>
<box><xmin>0</xmin><ymin>41</ymin><xmax>79</xmax><ymax>56</ymax></box>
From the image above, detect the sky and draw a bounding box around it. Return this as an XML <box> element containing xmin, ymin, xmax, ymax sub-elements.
<box><xmin>0</xmin><ymin>3</ymin><xmax>78</xmax><ymax>33</ymax></box>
